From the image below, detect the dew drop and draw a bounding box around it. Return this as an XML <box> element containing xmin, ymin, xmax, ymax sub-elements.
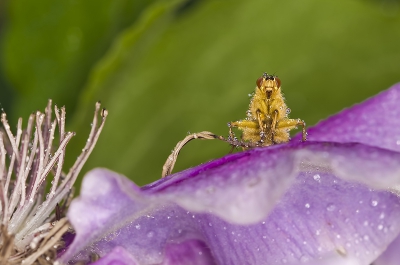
<box><xmin>379</xmin><ymin>213</ymin><xmax>385</xmax><ymax>219</ymax></box>
<box><xmin>326</xmin><ymin>203</ymin><xmax>336</xmax><ymax>211</ymax></box>
<box><xmin>300</xmin><ymin>256</ymin><xmax>309</xmax><ymax>263</ymax></box>
<box><xmin>371</xmin><ymin>200</ymin><xmax>378</xmax><ymax>207</ymax></box>
<box><xmin>135</xmin><ymin>224</ymin><xmax>141</xmax><ymax>230</ymax></box>
<box><xmin>208</xmin><ymin>222</ymin><xmax>212</xmax><ymax>227</ymax></box>
<box><xmin>313</xmin><ymin>174</ymin><xmax>321</xmax><ymax>182</ymax></box>
<box><xmin>378</xmin><ymin>224</ymin><xmax>383</xmax><ymax>230</ymax></box>
<box><xmin>262</xmin><ymin>235</ymin><xmax>267</xmax><ymax>239</ymax></box>
<box><xmin>305</xmin><ymin>203</ymin><xmax>310</xmax><ymax>208</ymax></box>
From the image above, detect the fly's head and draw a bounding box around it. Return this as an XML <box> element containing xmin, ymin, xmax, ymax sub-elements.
<box><xmin>256</xmin><ymin>72</ymin><xmax>281</xmax><ymax>99</ymax></box>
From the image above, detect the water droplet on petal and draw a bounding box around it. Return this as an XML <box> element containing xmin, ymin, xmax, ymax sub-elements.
<box><xmin>326</xmin><ymin>203</ymin><xmax>336</xmax><ymax>211</ymax></box>
<box><xmin>371</xmin><ymin>200</ymin><xmax>378</xmax><ymax>207</ymax></box>
<box><xmin>300</xmin><ymin>256</ymin><xmax>309</xmax><ymax>263</ymax></box>
<box><xmin>313</xmin><ymin>174</ymin><xmax>321</xmax><ymax>182</ymax></box>
<box><xmin>305</xmin><ymin>203</ymin><xmax>310</xmax><ymax>208</ymax></box>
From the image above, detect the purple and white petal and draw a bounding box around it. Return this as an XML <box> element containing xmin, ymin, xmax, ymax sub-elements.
<box><xmin>373</xmin><ymin>234</ymin><xmax>400</xmax><ymax>265</ymax></box>
<box><xmin>61</xmin><ymin>167</ymin><xmax>400</xmax><ymax>265</ymax></box>
<box><xmin>59</xmin><ymin>141</ymin><xmax>400</xmax><ymax>264</ymax></box>
<box><xmin>91</xmin><ymin>246</ymin><xmax>139</xmax><ymax>265</ymax></box>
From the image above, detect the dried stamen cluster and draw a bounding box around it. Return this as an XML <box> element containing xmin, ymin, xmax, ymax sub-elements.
<box><xmin>0</xmin><ymin>101</ymin><xmax>107</xmax><ymax>264</ymax></box>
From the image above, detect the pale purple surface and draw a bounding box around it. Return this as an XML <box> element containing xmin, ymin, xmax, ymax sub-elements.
<box><xmin>373</xmin><ymin>234</ymin><xmax>400</xmax><ymax>265</ymax></box>
<box><xmin>60</xmin><ymin>83</ymin><xmax>400</xmax><ymax>265</ymax></box>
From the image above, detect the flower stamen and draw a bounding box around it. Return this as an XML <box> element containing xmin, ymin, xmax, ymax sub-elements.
<box><xmin>0</xmin><ymin>100</ymin><xmax>107</xmax><ymax>264</ymax></box>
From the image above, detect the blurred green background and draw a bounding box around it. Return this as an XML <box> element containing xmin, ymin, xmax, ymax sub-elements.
<box><xmin>1</xmin><ymin>0</ymin><xmax>399</xmax><ymax>187</ymax></box>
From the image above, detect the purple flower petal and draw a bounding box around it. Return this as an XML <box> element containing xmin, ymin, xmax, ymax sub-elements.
<box><xmin>60</xmin><ymin>142</ymin><xmax>400</xmax><ymax>264</ymax></box>
<box><xmin>294</xmin><ymin>83</ymin><xmax>400</xmax><ymax>152</ymax></box>
<box><xmin>91</xmin><ymin>246</ymin><xmax>139</xmax><ymax>265</ymax></box>
<box><xmin>373</xmin><ymin>234</ymin><xmax>400</xmax><ymax>265</ymax></box>
<box><xmin>160</xmin><ymin>239</ymin><xmax>216</xmax><ymax>265</ymax></box>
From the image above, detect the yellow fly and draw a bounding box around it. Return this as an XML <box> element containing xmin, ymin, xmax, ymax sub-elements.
<box><xmin>162</xmin><ymin>73</ymin><xmax>306</xmax><ymax>177</ymax></box>
<box><xmin>228</xmin><ymin>72</ymin><xmax>306</xmax><ymax>147</ymax></box>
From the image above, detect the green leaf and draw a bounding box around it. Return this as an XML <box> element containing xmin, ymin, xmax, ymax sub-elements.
<box><xmin>70</xmin><ymin>0</ymin><xmax>400</xmax><ymax>186</ymax></box>
<box><xmin>1</xmin><ymin>0</ymin><xmax>154</xmax><ymax>119</ymax></box>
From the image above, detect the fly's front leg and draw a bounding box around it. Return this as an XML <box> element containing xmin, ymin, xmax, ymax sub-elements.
<box><xmin>299</xmin><ymin>119</ymin><xmax>307</xmax><ymax>141</ymax></box>
<box><xmin>227</xmin><ymin>122</ymin><xmax>236</xmax><ymax>141</ymax></box>
<box><xmin>256</xmin><ymin>110</ymin><xmax>266</xmax><ymax>143</ymax></box>
<box><xmin>162</xmin><ymin>131</ymin><xmax>221</xmax><ymax>177</ymax></box>
<box><xmin>271</xmin><ymin>109</ymin><xmax>278</xmax><ymax>143</ymax></box>
<box><xmin>277</xmin><ymin>118</ymin><xmax>307</xmax><ymax>142</ymax></box>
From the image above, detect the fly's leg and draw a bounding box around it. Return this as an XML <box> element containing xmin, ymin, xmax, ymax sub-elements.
<box><xmin>271</xmin><ymin>110</ymin><xmax>278</xmax><ymax>143</ymax></box>
<box><xmin>162</xmin><ymin>131</ymin><xmax>220</xmax><ymax>177</ymax></box>
<box><xmin>276</xmin><ymin>118</ymin><xmax>307</xmax><ymax>141</ymax></box>
<box><xmin>256</xmin><ymin>110</ymin><xmax>266</xmax><ymax>144</ymax></box>
<box><xmin>227</xmin><ymin>122</ymin><xmax>239</xmax><ymax>152</ymax></box>
<box><xmin>162</xmin><ymin>130</ymin><xmax>259</xmax><ymax>177</ymax></box>
<box><xmin>299</xmin><ymin>120</ymin><xmax>307</xmax><ymax>141</ymax></box>
<box><xmin>227</xmin><ymin>122</ymin><xmax>236</xmax><ymax>141</ymax></box>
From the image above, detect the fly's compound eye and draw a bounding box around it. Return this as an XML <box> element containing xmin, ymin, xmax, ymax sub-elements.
<box><xmin>275</xmin><ymin>77</ymin><xmax>281</xmax><ymax>88</ymax></box>
<box><xmin>256</xmin><ymin>76</ymin><xmax>264</xmax><ymax>88</ymax></box>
